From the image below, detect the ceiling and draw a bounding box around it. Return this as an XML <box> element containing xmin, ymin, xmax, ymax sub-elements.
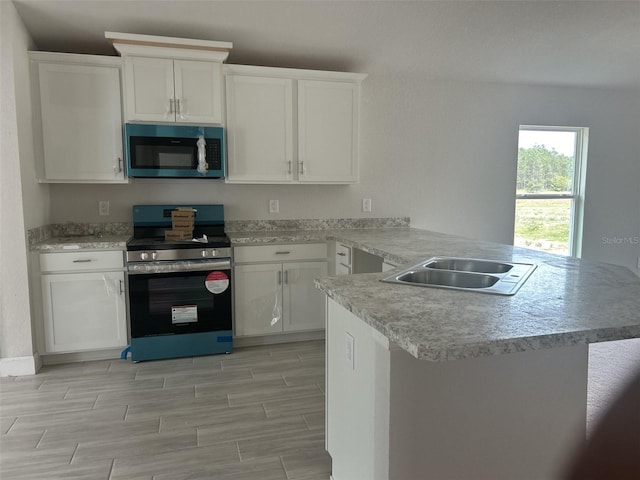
<box><xmin>12</xmin><ymin>0</ymin><xmax>640</xmax><ymax>90</ymax></box>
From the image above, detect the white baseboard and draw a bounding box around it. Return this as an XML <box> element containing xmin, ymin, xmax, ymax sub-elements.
<box><xmin>234</xmin><ymin>330</ymin><xmax>325</xmax><ymax>348</ymax></box>
<box><xmin>41</xmin><ymin>348</ymin><xmax>125</xmax><ymax>365</ymax></box>
<box><xmin>0</xmin><ymin>353</ymin><xmax>40</xmax><ymax>377</ymax></box>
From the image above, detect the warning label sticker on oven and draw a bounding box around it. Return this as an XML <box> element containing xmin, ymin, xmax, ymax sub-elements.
<box><xmin>205</xmin><ymin>271</ymin><xmax>229</xmax><ymax>294</ymax></box>
<box><xmin>172</xmin><ymin>305</ymin><xmax>198</xmax><ymax>324</ymax></box>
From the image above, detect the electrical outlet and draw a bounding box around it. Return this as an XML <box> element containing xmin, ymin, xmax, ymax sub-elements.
<box><xmin>269</xmin><ymin>199</ymin><xmax>279</xmax><ymax>214</ymax></box>
<box><xmin>362</xmin><ymin>198</ymin><xmax>372</xmax><ymax>213</ymax></box>
<box><xmin>346</xmin><ymin>332</ymin><xmax>355</xmax><ymax>369</ymax></box>
<box><xmin>98</xmin><ymin>200</ymin><xmax>110</xmax><ymax>216</ymax></box>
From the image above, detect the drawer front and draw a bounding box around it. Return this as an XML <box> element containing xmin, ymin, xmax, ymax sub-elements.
<box><xmin>40</xmin><ymin>250</ymin><xmax>124</xmax><ymax>272</ymax></box>
<box><xmin>234</xmin><ymin>243</ymin><xmax>328</xmax><ymax>263</ymax></box>
<box><xmin>335</xmin><ymin>243</ymin><xmax>352</xmax><ymax>266</ymax></box>
<box><xmin>335</xmin><ymin>263</ymin><xmax>352</xmax><ymax>276</ymax></box>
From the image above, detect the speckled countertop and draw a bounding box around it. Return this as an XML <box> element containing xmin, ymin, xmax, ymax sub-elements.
<box><xmin>311</xmin><ymin>228</ymin><xmax>640</xmax><ymax>362</ymax></box>
<box><xmin>31</xmin><ymin>235</ymin><xmax>130</xmax><ymax>251</ymax></box>
<box><xmin>30</xmin><ymin>226</ymin><xmax>640</xmax><ymax>364</ymax></box>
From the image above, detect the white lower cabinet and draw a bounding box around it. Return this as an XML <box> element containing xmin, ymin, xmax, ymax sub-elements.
<box><xmin>38</xmin><ymin>251</ymin><xmax>127</xmax><ymax>353</ymax></box>
<box><xmin>334</xmin><ymin>242</ymin><xmax>352</xmax><ymax>275</ymax></box>
<box><xmin>234</xmin><ymin>244</ymin><xmax>327</xmax><ymax>337</ymax></box>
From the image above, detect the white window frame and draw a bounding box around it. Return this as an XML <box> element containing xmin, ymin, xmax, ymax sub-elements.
<box><xmin>515</xmin><ymin>125</ymin><xmax>589</xmax><ymax>257</ymax></box>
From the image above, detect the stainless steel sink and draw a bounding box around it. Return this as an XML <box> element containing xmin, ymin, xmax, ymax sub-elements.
<box><xmin>382</xmin><ymin>256</ymin><xmax>537</xmax><ymax>295</ymax></box>
<box><xmin>421</xmin><ymin>258</ymin><xmax>513</xmax><ymax>274</ymax></box>
<box><xmin>397</xmin><ymin>270</ymin><xmax>500</xmax><ymax>289</ymax></box>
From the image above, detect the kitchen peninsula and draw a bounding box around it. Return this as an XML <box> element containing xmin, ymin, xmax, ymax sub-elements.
<box><xmin>314</xmin><ymin>228</ymin><xmax>640</xmax><ymax>480</ymax></box>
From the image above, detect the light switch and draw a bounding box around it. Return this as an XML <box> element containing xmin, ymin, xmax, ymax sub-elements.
<box><xmin>269</xmin><ymin>199</ymin><xmax>279</xmax><ymax>214</ymax></box>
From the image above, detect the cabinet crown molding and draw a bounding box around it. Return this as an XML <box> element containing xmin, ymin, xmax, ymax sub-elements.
<box><xmin>224</xmin><ymin>64</ymin><xmax>367</xmax><ymax>82</ymax></box>
<box><xmin>106</xmin><ymin>31</ymin><xmax>231</xmax><ymax>62</ymax></box>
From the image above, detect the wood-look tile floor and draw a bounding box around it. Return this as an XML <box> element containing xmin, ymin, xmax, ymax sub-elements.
<box><xmin>0</xmin><ymin>340</ymin><xmax>330</xmax><ymax>480</ymax></box>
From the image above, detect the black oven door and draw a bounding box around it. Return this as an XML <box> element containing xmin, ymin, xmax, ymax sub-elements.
<box><xmin>127</xmin><ymin>260</ymin><xmax>232</xmax><ymax>338</ymax></box>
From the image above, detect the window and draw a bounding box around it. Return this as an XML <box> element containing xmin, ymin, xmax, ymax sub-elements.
<box><xmin>514</xmin><ymin>126</ymin><xmax>588</xmax><ymax>257</ymax></box>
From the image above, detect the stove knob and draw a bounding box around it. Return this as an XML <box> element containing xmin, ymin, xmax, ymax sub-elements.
<box><xmin>140</xmin><ymin>252</ymin><xmax>149</xmax><ymax>261</ymax></box>
<box><xmin>211</xmin><ymin>249</ymin><xmax>217</xmax><ymax>257</ymax></box>
<box><xmin>151</xmin><ymin>251</ymin><xmax>159</xmax><ymax>260</ymax></box>
<box><xmin>201</xmin><ymin>250</ymin><xmax>209</xmax><ymax>258</ymax></box>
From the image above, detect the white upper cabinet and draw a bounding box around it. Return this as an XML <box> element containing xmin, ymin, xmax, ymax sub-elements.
<box><xmin>123</xmin><ymin>56</ymin><xmax>223</xmax><ymax>124</ymax></box>
<box><xmin>122</xmin><ymin>56</ymin><xmax>174</xmax><ymax>122</ymax></box>
<box><xmin>224</xmin><ymin>65</ymin><xmax>366</xmax><ymax>184</ymax></box>
<box><xmin>110</xmin><ymin>33</ymin><xmax>231</xmax><ymax>125</ymax></box>
<box><xmin>29</xmin><ymin>52</ymin><xmax>127</xmax><ymax>183</ymax></box>
<box><xmin>226</xmin><ymin>75</ymin><xmax>294</xmax><ymax>182</ymax></box>
<box><xmin>298</xmin><ymin>79</ymin><xmax>359</xmax><ymax>183</ymax></box>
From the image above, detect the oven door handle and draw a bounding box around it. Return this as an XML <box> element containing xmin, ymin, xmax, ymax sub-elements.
<box><xmin>127</xmin><ymin>259</ymin><xmax>231</xmax><ymax>275</ymax></box>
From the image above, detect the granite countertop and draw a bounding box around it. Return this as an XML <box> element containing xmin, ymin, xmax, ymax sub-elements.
<box><xmin>31</xmin><ymin>235</ymin><xmax>130</xmax><ymax>251</ymax></box>
<box><xmin>313</xmin><ymin>228</ymin><xmax>640</xmax><ymax>362</ymax></box>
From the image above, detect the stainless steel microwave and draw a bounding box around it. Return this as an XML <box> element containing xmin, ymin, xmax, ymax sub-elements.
<box><xmin>124</xmin><ymin>124</ymin><xmax>225</xmax><ymax>178</ymax></box>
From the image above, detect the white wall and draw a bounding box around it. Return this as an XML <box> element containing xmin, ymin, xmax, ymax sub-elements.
<box><xmin>0</xmin><ymin>0</ymin><xmax>40</xmax><ymax>374</ymax></box>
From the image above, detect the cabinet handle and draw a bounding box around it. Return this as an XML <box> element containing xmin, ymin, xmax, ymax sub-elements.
<box><xmin>116</xmin><ymin>157</ymin><xmax>123</xmax><ymax>174</ymax></box>
<box><xmin>277</xmin><ymin>270</ymin><xmax>282</xmax><ymax>285</ymax></box>
<box><xmin>299</xmin><ymin>161</ymin><xmax>305</xmax><ymax>175</ymax></box>
<box><xmin>72</xmin><ymin>259</ymin><xmax>92</xmax><ymax>263</ymax></box>
<box><xmin>287</xmin><ymin>161</ymin><xmax>292</xmax><ymax>175</ymax></box>
<box><xmin>284</xmin><ymin>270</ymin><xmax>289</xmax><ymax>285</ymax></box>
<box><xmin>119</xmin><ymin>280</ymin><xmax>124</xmax><ymax>295</ymax></box>
<box><xmin>275</xmin><ymin>251</ymin><xmax>291</xmax><ymax>255</ymax></box>
<box><xmin>176</xmin><ymin>99</ymin><xmax>184</xmax><ymax>119</ymax></box>
<box><xmin>337</xmin><ymin>252</ymin><xmax>346</xmax><ymax>257</ymax></box>
<box><xmin>169</xmin><ymin>98</ymin><xmax>175</xmax><ymax>114</ymax></box>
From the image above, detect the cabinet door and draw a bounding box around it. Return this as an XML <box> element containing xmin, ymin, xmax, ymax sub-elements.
<box><xmin>284</xmin><ymin>261</ymin><xmax>328</xmax><ymax>332</ymax></box>
<box><xmin>173</xmin><ymin>60</ymin><xmax>223</xmax><ymax>124</ymax></box>
<box><xmin>234</xmin><ymin>263</ymin><xmax>284</xmax><ymax>336</ymax></box>
<box><xmin>123</xmin><ymin>56</ymin><xmax>174</xmax><ymax>122</ymax></box>
<box><xmin>37</xmin><ymin>62</ymin><xmax>125</xmax><ymax>182</ymax></box>
<box><xmin>41</xmin><ymin>271</ymin><xmax>127</xmax><ymax>353</ymax></box>
<box><xmin>225</xmin><ymin>75</ymin><xmax>294</xmax><ymax>183</ymax></box>
<box><xmin>335</xmin><ymin>263</ymin><xmax>352</xmax><ymax>276</ymax></box>
<box><xmin>298</xmin><ymin>80</ymin><xmax>359</xmax><ymax>183</ymax></box>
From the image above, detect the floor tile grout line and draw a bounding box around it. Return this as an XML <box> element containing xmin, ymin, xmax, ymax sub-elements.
<box><xmin>236</xmin><ymin>440</ymin><xmax>243</xmax><ymax>462</ymax></box>
<box><xmin>34</xmin><ymin>429</ymin><xmax>47</xmax><ymax>448</ymax></box>
<box><xmin>68</xmin><ymin>442</ymin><xmax>79</xmax><ymax>464</ymax></box>
<box><xmin>4</xmin><ymin>416</ymin><xmax>19</xmax><ymax>434</ymax></box>
<box><xmin>107</xmin><ymin>458</ymin><xmax>115</xmax><ymax>480</ymax></box>
<box><xmin>302</xmin><ymin>415</ymin><xmax>311</xmax><ymax>431</ymax></box>
<box><xmin>279</xmin><ymin>454</ymin><xmax>291</xmax><ymax>479</ymax></box>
